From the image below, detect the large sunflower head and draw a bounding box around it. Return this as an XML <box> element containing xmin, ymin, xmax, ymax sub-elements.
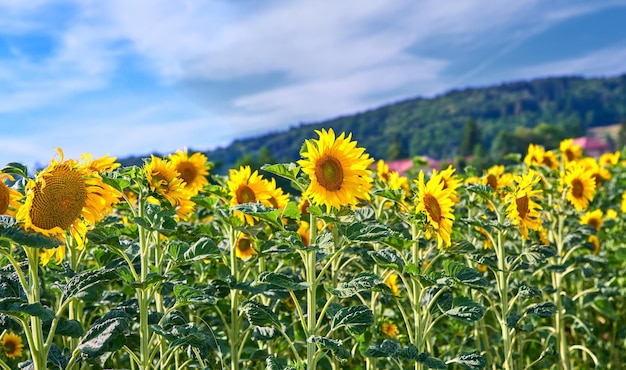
<box><xmin>16</xmin><ymin>148</ymin><xmax>121</xmax><ymax>251</ymax></box>
<box><xmin>144</xmin><ymin>155</ymin><xmax>192</xmax><ymax>207</ymax></box>
<box><xmin>580</xmin><ymin>209</ymin><xmax>603</xmax><ymax>231</ymax></box>
<box><xmin>1</xmin><ymin>332</ymin><xmax>24</xmax><ymax>359</ymax></box>
<box><xmin>169</xmin><ymin>149</ymin><xmax>210</xmax><ymax>195</ymax></box>
<box><xmin>262</xmin><ymin>178</ymin><xmax>290</xmax><ymax>210</ymax></box>
<box><xmin>298</xmin><ymin>128</ymin><xmax>373</xmax><ymax>211</ymax></box>
<box><xmin>505</xmin><ymin>170</ymin><xmax>543</xmax><ymax>239</ymax></box>
<box><xmin>561</xmin><ymin>162</ymin><xmax>596</xmax><ymax>211</ymax></box>
<box><xmin>0</xmin><ymin>173</ymin><xmax>22</xmax><ymax>217</ymax></box>
<box><xmin>415</xmin><ymin>170</ymin><xmax>455</xmax><ymax>248</ymax></box>
<box><xmin>227</xmin><ymin>166</ymin><xmax>272</xmax><ymax>224</ymax></box>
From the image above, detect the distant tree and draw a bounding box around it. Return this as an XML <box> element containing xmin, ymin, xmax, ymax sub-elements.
<box><xmin>387</xmin><ymin>134</ymin><xmax>407</xmax><ymax>160</ymax></box>
<box><xmin>460</xmin><ymin>118</ymin><xmax>481</xmax><ymax>157</ymax></box>
<box><xmin>617</xmin><ymin>119</ymin><xmax>626</xmax><ymax>150</ymax></box>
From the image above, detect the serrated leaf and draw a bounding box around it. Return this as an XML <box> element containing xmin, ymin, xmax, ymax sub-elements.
<box><xmin>251</xmin><ymin>326</ymin><xmax>280</xmax><ymax>341</ymax></box>
<box><xmin>526</xmin><ymin>302</ymin><xmax>556</xmax><ymax>318</ymax></box>
<box><xmin>63</xmin><ymin>268</ymin><xmax>119</xmax><ymax>302</ymax></box>
<box><xmin>0</xmin><ymin>298</ymin><xmax>55</xmax><ymax>321</ymax></box>
<box><xmin>232</xmin><ymin>203</ymin><xmax>283</xmax><ymax>228</ymax></box>
<box><xmin>332</xmin><ymin>305</ymin><xmax>374</xmax><ymax>336</ymax></box>
<box><xmin>262</xmin><ymin>163</ymin><xmax>301</xmax><ymax>182</ymax></box>
<box><xmin>0</xmin><ymin>221</ymin><xmax>62</xmax><ymax>249</ymax></box>
<box><xmin>181</xmin><ymin>237</ymin><xmax>220</xmax><ymax>262</ymax></box>
<box><xmin>506</xmin><ymin>312</ymin><xmax>522</xmax><ymax>328</ymax></box>
<box><xmin>173</xmin><ymin>286</ymin><xmax>217</xmax><ymax>305</ymax></box>
<box><xmin>151</xmin><ymin>322</ymin><xmax>216</xmax><ymax>356</ymax></box>
<box><xmin>265</xmin><ymin>354</ymin><xmax>296</xmax><ymax>370</ymax></box>
<box><xmin>365</xmin><ymin>339</ymin><xmax>401</xmax><ymax>358</ymax></box>
<box><xmin>50</xmin><ymin>317</ymin><xmax>84</xmax><ymax>338</ymax></box>
<box><xmin>445</xmin><ymin>297</ymin><xmax>485</xmax><ymax>323</ymax></box>
<box><xmin>48</xmin><ymin>343</ymin><xmax>69</xmax><ymax>370</ymax></box>
<box><xmin>256</xmin><ymin>272</ymin><xmax>310</xmax><ymax>291</ymax></box>
<box><xmin>281</xmin><ymin>201</ymin><xmax>300</xmax><ymax>220</ymax></box>
<box><xmin>77</xmin><ymin>311</ymin><xmax>130</xmax><ymax>358</ymax></box>
<box><xmin>242</xmin><ymin>300</ymin><xmax>281</xmax><ymax>329</ymax></box>
<box><xmin>523</xmin><ymin>245</ymin><xmax>557</xmax><ymax>264</ymax></box>
<box><xmin>343</xmin><ymin>221</ymin><xmax>391</xmax><ymax>242</ymax></box>
<box><xmin>448</xmin><ymin>239</ymin><xmax>478</xmax><ymax>254</ymax></box>
<box><xmin>369</xmin><ymin>248</ymin><xmax>405</xmax><ymax>272</ymax></box>
<box><xmin>1</xmin><ymin>162</ymin><xmax>29</xmax><ymax>178</ymax></box>
<box><xmin>448</xmin><ymin>352</ymin><xmax>487</xmax><ymax>370</ymax></box>
<box><xmin>308</xmin><ymin>336</ymin><xmax>350</xmax><ymax>361</ymax></box>
<box><xmin>423</xmin><ymin>356</ymin><xmax>448</xmax><ymax>369</ymax></box>
<box><xmin>465</xmin><ymin>184</ymin><xmax>494</xmax><ymax>199</ymax></box>
<box><xmin>327</xmin><ymin>272</ymin><xmax>387</xmax><ymax>298</ymax></box>
<box><xmin>517</xmin><ymin>282</ymin><xmax>541</xmax><ymax>299</ymax></box>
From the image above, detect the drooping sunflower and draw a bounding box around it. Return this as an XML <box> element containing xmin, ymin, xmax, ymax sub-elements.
<box><xmin>235</xmin><ymin>234</ymin><xmax>256</xmax><ymax>260</ymax></box>
<box><xmin>298</xmin><ymin>128</ymin><xmax>373</xmax><ymax>211</ymax></box>
<box><xmin>435</xmin><ymin>165</ymin><xmax>461</xmax><ymax>202</ymax></box>
<box><xmin>0</xmin><ymin>173</ymin><xmax>22</xmax><ymax>216</ymax></box>
<box><xmin>559</xmin><ymin>138</ymin><xmax>583</xmax><ymax>164</ymax></box>
<box><xmin>580</xmin><ymin>209</ymin><xmax>603</xmax><ymax>231</ymax></box>
<box><xmin>381</xmin><ymin>322</ymin><xmax>399</xmax><ymax>338</ymax></box>
<box><xmin>1</xmin><ymin>331</ymin><xmax>24</xmax><ymax>359</ymax></box>
<box><xmin>386</xmin><ymin>273</ymin><xmax>401</xmax><ymax>296</ymax></box>
<box><xmin>169</xmin><ymin>149</ymin><xmax>210</xmax><ymax>195</ymax></box>
<box><xmin>599</xmin><ymin>151</ymin><xmax>620</xmax><ymax>166</ymax></box>
<box><xmin>16</xmin><ymin>148</ymin><xmax>121</xmax><ymax>252</ymax></box>
<box><xmin>144</xmin><ymin>155</ymin><xmax>192</xmax><ymax>207</ymax></box>
<box><xmin>561</xmin><ymin>162</ymin><xmax>596</xmax><ymax>211</ymax></box>
<box><xmin>505</xmin><ymin>170</ymin><xmax>543</xmax><ymax>239</ymax></box>
<box><xmin>589</xmin><ymin>234</ymin><xmax>600</xmax><ymax>254</ymax></box>
<box><xmin>415</xmin><ymin>170</ymin><xmax>455</xmax><ymax>248</ymax></box>
<box><xmin>227</xmin><ymin>166</ymin><xmax>272</xmax><ymax>225</ymax></box>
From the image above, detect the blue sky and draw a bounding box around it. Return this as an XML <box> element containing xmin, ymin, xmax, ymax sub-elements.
<box><xmin>2</xmin><ymin>0</ymin><xmax>626</xmax><ymax>169</ymax></box>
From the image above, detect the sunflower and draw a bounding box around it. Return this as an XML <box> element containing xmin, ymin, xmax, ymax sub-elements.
<box><xmin>144</xmin><ymin>155</ymin><xmax>192</xmax><ymax>207</ymax></box>
<box><xmin>386</xmin><ymin>273</ymin><xmax>401</xmax><ymax>296</ymax></box>
<box><xmin>559</xmin><ymin>139</ymin><xmax>582</xmax><ymax>164</ymax></box>
<box><xmin>1</xmin><ymin>332</ymin><xmax>24</xmax><ymax>359</ymax></box>
<box><xmin>0</xmin><ymin>173</ymin><xmax>22</xmax><ymax>216</ymax></box>
<box><xmin>622</xmin><ymin>190</ymin><xmax>626</xmax><ymax>213</ymax></box>
<box><xmin>435</xmin><ymin>165</ymin><xmax>461</xmax><ymax>202</ymax></box>
<box><xmin>297</xmin><ymin>220</ymin><xmax>311</xmax><ymax>247</ymax></box>
<box><xmin>580</xmin><ymin>209</ymin><xmax>603</xmax><ymax>231</ymax></box>
<box><xmin>606</xmin><ymin>208</ymin><xmax>617</xmax><ymax>219</ymax></box>
<box><xmin>476</xmin><ymin>227</ymin><xmax>493</xmax><ymax>250</ymax></box>
<box><xmin>381</xmin><ymin>322</ymin><xmax>399</xmax><ymax>338</ymax></box>
<box><xmin>263</xmin><ymin>178</ymin><xmax>290</xmax><ymax>210</ymax></box>
<box><xmin>298</xmin><ymin>128</ymin><xmax>373</xmax><ymax>211</ymax></box>
<box><xmin>169</xmin><ymin>149</ymin><xmax>210</xmax><ymax>195</ymax></box>
<box><xmin>599</xmin><ymin>151</ymin><xmax>620</xmax><ymax>166</ymax></box>
<box><xmin>505</xmin><ymin>170</ymin><xmax>543</xmax><ymax>239</ymax></box>
<box><xmin>376</xmin><ymin>159</ymin><xmax>409</xmax><ymax>192</ymax></box>
<box><xmin>227</xmin><ymin>166</ymin><xmax>272</xmax><ymax>225</ymax></box>
<box><xmin>589</xmin><ymin>235</ymin><xmax>600</xmax><ymax>254</ymax></box>
<box><xmin>235</xmin><ymin>234</ymin><xmax>256</xmax><ymax>260</ymax></box>
<box><xmin>415</xmin><ymin>170</ymin><xmax>455</xmax><ymax>248</ymax></box>
<box><xmin>561</xmin><ymin>162</ymin><xmax>596</xmax><ymax>211</ymax></box>
<box><xmin>298</xmin><ymin>197</ymin><xmax>310</xmax><ymax>218</ymax></box>
<box><xmin>579</xmin><ymin>157</ymin><xmax>611</xmax><ymax>186</ymax></box>
<box><xmin>16</xmin><ymin>148</ymin><xmax>121</xmax><ymax>252</ymax></box>
<box><xmin>524</xmin><ymin>144</ymin><xmax>545</xmax><ymax>168</ymax></box>
<box><xmin>482</xmin><ymin>165</ymin><xmax>513</xmax><ymax>193</ymax></box>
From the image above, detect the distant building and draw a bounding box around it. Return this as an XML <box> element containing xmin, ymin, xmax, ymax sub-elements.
<box><xmin>385</xmin><ymin>156</ymin><xmax>440</xmax><ymax>176</ymax></box>
<box><xmin>572</xmin><ymin>137</ymin><xmax>612</xmax><ymax>157</ymax></box>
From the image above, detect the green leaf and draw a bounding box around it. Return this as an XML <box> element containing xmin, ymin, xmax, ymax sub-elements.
<box><xmin>151</xmin><ymin>322</ymin><xmax>216</xmax><ymax>356</ymax></box>
<box><xmin>331</xmin><ymin>305</ymin><xmax>374</xmax><ymax>336</ymax></box>
<box><xmin>369</xmin><ymin>248</ymin><xmax>405</xmax><ymax>272</ymax></box>
<box><xmin>448</xmin><ymin>353</ymin><xmax>487</xmax><ymax>370</ymax></box>
<box><xmin>445</xmin><ymin>297</ymin><xmax>485</xmax><ymax>323</ymax></box>
<box><xmin>50</xmin><ymin>318</ymin><xmax>84</xmax><ymax>338</ymax></box>
<box><xmin>342</xmin><ymin>221</ymin><xmax>391</xmax><ymax>242</ymax></box>
<box><xmin>251</xmin><ymin>326</ymin><xmax>280</xmax><ymax>341</ymax></box>
<box><xmin>181</xmin><ymin>237</ymin><xmax>220</xmax><ymax>262</ymax></box>
<box><xmin>78</xmin><ymin>311</ymin><xmax>130</xmax><ymax>358</ymax></box>
<box><xmin>0</xmin><ymin>297</ymin><xmax>55</xmax><ymax>321</ymax></box>
<box><xmin>231</xmin><ymin>203</ymin><xmax>283</xmax><ymax>228</ymax></box>
<box><xmin>327</xmin><ymin>272</ymin><xmax>389</xmax><ymax>298</ymax></box>
<box><xmin>506</xmin><ymin>313</ymin><xmax>522</xmax><ymax>328</ymax></box>
<box><xmin>48</xmin><ymin>343</ymin><xmax>69</xmax><ymax>370</ymax></box>
<box><xmin>173</xmin><ymin>286</ymin><xmax>217</xmax><ymax>305</ymax></box>
<box><xmin>517</xmin><ymin>282</ymin><xmax>541</xmax><ymax>299</ymax></box>
<box><xmin>448</xmin><ymin>239</ymin><xmax>478</xmax><ymax>254</ymax></box>
<box><xmin>265</xmin><ymin>354</ymin><xmax>296</xmax><ymax>370</ymax></box>
<box><xmin>465</xmin><ymin>183</ymin><xmax>494</xmax><ymax>199</ymax></box>
<box><xmin>255</xmin><ymin>272</ymin><xmax>310</xmax><ymax>291</ymax></box>
<box><xmin>63</xmin><ymin>268</ymin><xmax>119</xmax><ymax>303</ymax></box>
<box><xmin>262</xmin><ymin>163</ymin><xmax>301</xmax><ymax>182</ymax></box>
<box><xmin>443</xmin><ymin>261</ymin><xmax>488</xmax><ymax>288</ymax></box>
<box><xmin>1</xmin><ymin>162</ymin><xmax>29</xmax><ymax>178</ymax></box>
<box><xmin>523</xmin><ymin>245</ymin><xmax>557</xmax><ymax>264</ymax></box>
<box><xmin>242</xmin><ymin>300</ymin><xmax>281</xmax><ymax>329</ymax></box>
<box><xmin>281</xmin><ymin>201</ymin><xmax>301</xmax><ymax>220</ymax></box>
<box><xmin>365</xmin><ymin>339</ymin><xmax>401</xmax><ymax>358</ymax></box>
<box><xmin>0</xmin><ymin>217</ymin><xmax>62</xmax><ymax>249</ymax></box>
<box><xmin>308</xmin><ymin>336</ymin><xmax>350</xmax><ymax>362</ymax></box>
<box><xmin>526</xmin><ymin>302</ymin><xmax>556</xmax><ymax>318</ymax></box>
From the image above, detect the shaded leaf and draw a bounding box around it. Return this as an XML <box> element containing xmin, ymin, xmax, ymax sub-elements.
<box><xmin>173</xmin><ymin>286</ymin><xmax>217</xmax><ymax>305</ymax></box>
<box><xmin>0</xmin><ymin>297</ymin><xmax>55</xmax><ymax>321</ymax></box>
<box><xmin>63</xmin><ymin>268</ymin><xmax>119</xmax><ymax>302</ymax></box>
<box><xmin>526</xmin><ymin>302</ymin><xmax>556</xmax><ymax>318</ymax></box>
<box><xmin>308</xmin><ymin>336</ymin><xmax>350</xmax><ymax>362</ymax></box>
<box><xmin>265</xmin><ymin>354</ymin><xmax>296</xmax><ymax>370</ymax></box>
<box><xmin>327</xmin><ymin>272</ymin><xmax>389</xmax><ymax>298</ymax></box>
<box><xmin>331</xmin><ymin>305</ymin><xmax>374</xmax><ymax>336</ymax></box>
<box><xmin>445</xmin><ymin>297</ymin><xmax>485</xmax><ymax>323</ymax></box>
<box><xmin>242</xmin><ymin>300</ymin><xmax>281</xmax><ymax>329</ymax></box>
<box><xmin>181</xmin><ymin>237</ymin><xmax>220</xmax><ymax>262</ymax></box>
<box><xmin>447</xmin><ymin>352</ymin><xmax>487</xmax><ymax>370</ymax></box>
<box><xmin>256</xmin><ymin>272</ymin><xmax>310</xmax><ymax>291</ymax></box>
<box><xmin>369</xmin><ymin>248</ymin><xmax>405</xmax><ymax>272</ymax></box>
<box><xmin>78</xmin><ymin>311</ymin><xmax>130</xmax><ymax>358</ymax></box>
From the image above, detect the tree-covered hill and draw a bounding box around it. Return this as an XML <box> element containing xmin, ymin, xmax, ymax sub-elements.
<box><xmin>123</xmin><ymin>74</ymin><xmax>626</xmax><ymax>173</ymax></box>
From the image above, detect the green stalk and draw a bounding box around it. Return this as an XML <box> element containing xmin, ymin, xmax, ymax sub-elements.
<box><xmin>410</xmin><ymin>223</ymin><xmax>424</xmax><ymax>370</ymax></box>
<box><xmin>494</xmin><ymin>216</ymin><xmax>512</xmax><ymax>369</ymax></box>
<box><xmin>306</xmin><ymin>213</ymin><xmax>319</xmax><ymax>370</ymax></box>
<box><xmin>553</xmin><ymin>214</ymin><xmax>570</xmax><ymax>370</ymax></box>
<box><xmin>25</xmin><ymin>247</ymin><xmax>46</xmax><ymax>370</ymax></box>
<box><xmin>229</xmin><ymin>227</ymin><xmax>240</xmax><ymax>370</ymax></box>
<box><xmin>137</xmin><ymin>196</ymin><xmax>152</xmax><ymax>370</ymax></box>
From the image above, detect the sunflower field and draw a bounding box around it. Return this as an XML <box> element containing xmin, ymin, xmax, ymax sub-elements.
<box><xmin>0</xmin><ymin>128</ymin><xmax>625</xmax><ymax>370</ymax></box>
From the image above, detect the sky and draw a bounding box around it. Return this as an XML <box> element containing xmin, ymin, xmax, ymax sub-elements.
<box><xmin>2</xmin><ymin>0</ymin><xmax>626</xmax><ymax>169</ymax></box>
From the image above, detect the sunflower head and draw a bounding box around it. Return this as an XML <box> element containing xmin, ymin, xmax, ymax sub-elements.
<box><xmin>386</xmin><ymin>273</ymin><xmax>401</xmax><ymax>296</ymax></box>
<box><xmin>235</xmin><ymin>234</ymin><xmax>256</xmax><ymax>260</ymax></box>
<box><xmin>524</xmin><ymin>144</ymin><xmax>545</xmax><ymax>168</ymax></box>
<box><xmin>1</xmin><ymin>332</ymin><xmax>24</xmax><ymax>359</ymax></box>
<box><xmin>561</xmin><ymin>162</ymin><xmax>596</xmax><ymax>211</ymax></box>
<box><xmin>381</xmin><ymin>322</ymin><xmax>399</xmax><ymax>338</ymax></box>
<box><xmin>589</xmin><ymin>235</ymin><xmax>600</xmax><ymax>254</ymax></box>
<box><xmin>169</xmin><ymin>150</ymin><xmax>210</xmax><ymax>195</ymax></box>
<box><xmin>559</xmin><ymin>139</ymin><xmax>582</xmax><ymax>164</ymax></box>
<box><xmin>144</xmin><ymin>155</ymin><xmax>193</xmax><ymax>206</ymax></box>
<box><xmin>16</xmin><ymin>149</ymin><xmax>121</xmax><ymax>250</ymax></box>
<box><xmin>298</xmin><ymin>128</ymin><xmax>373</xmax><ymax>211</ymax></box>
<box><xmin>0</xmin><ymin>173</ymin><xmax>22</xmax><ymax>217</ymax></box>
<box><xmin>599</xmin><ymin>151</ymin><xmax>620</xmax><ymax>166</ymax></box>
<box><xmin>505</xmin><ymin>170</ymin><xmax>543</xmax><ymax>239</ymax></box>
<box><xmin>435</xmin><ymin>165</ymin><xmax>460</xmax><ymax>202</ymax></box>
<box><xmin>263</xmin><ymin>178</ymin><xmax>290</xmax><ymax>210</ymax></box>
<box><xmin>580</xmin><ymin>209</ymin><xmax>603</xmax><ymax>231</ymax></box>
<box><xmin>415</xmin><ymin>171</ymin><xmax>455</xmax><ymax>248</ymax></box>
<box><xmin>227</xmin><ymin>166</ymin><xmax>272</xmax><ymax>225</ymax></box>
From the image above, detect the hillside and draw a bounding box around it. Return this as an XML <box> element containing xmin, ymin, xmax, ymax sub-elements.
<box><xmin>123</xmin><ymin>74</ymin><xmax>626</xmax><ymax>173</ymax></box>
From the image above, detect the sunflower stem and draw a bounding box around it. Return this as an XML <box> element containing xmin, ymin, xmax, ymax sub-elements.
<box><xmin>229</xmin><ymin>227</ymin><xmax>241</xmax><ymax>370</ymax></box>
<box><xmin>553</xmin><ymin>214</ymin><xmax>571</xmax><ymax>370</ymax></box>
<box><xmin>494</xmin><ymin>211</ymin><xmax>512</xmax><ymax>369</ymax></box>
<box><xmin>306</xmin><ymin>212</ymin><xmax>319</xmax><ymax>370</ymax></box>
<box><xmin>410</xmin><ymin>222</ymin><xmax>424</xmax><ymax>370</ymax></box>
<box><xmin>24</xmin><ymin>247</ymin><xmax>47</xmax><ymax>370</ymax></box>
<box><xmin>137</xmin><ymin>196</ymin><xmax>152</xmax><ymax>370</ymax></box>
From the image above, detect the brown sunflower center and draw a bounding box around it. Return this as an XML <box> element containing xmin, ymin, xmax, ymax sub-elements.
<box><xmin>543</xmin><ymin>156</ymin><xmax>554</xmax><ymax>168</ymax></box>
<box><xmin>565</xmin><ymin>149</ymin><xmax>575</xmax><ymax>162</ymax></box>
<box><xmin>3</xmin><ymin>339</ymin><xmax>15</xmax><ymax>353</ymax></box>
<box><xmin>268</xmin><ymin>197</ymin><xmax>279</xmax><ymax>208</ymax></box>
<box><xmin>238</xmin><ymin>238</ymin><xmax>252</xmax><ymax>252</ymax></box>
<box><xmin>236</xmin><ymin>185</ymin><xmax>256</xmax><ymax>204</ymax></box>
<box><xmin>29</xmin><ymin>165</ymin><xmax>87</xmax><ymax>231</ymax></box>
<box><xmin>516</xmin><ymin>194</ymin><xmax>529</xmax><ymax>219</ymax></box>
<box><xmin>423</xmin><ymin>193</ymin><xmax>442</xmax><ymax>224</ymax></box>
<box><xmin>315</xmin><ymin>155</ymin><xmax>344</xmax><ymax>191</ymax></box>
<box><xmin>571</xmin><ymin>179</ymin><xmax>584</xmax><ymax>198</ymax></box>
<box><xmin>176</xmin><ymin>162</ymin><xmax>198</xmax><ymax>185</ymax></box>
<box><xmin>380</xmin><ymin>171</ymin><xmax>390</xmax><ymax>182</ymax></box>
<box><xmin>486</xmin><ymin>174</ymin><xmax>498</xmax><ymax>190</ymax></box>
<box><xmin>0</xmin><ymin>183</ymin><xmax>10</xmax><ymax>214</ymax></box>
<box><xmin>587</xmin><ymin>218</ymin><xmax>601</xmax><ymax>230</ymax></box>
